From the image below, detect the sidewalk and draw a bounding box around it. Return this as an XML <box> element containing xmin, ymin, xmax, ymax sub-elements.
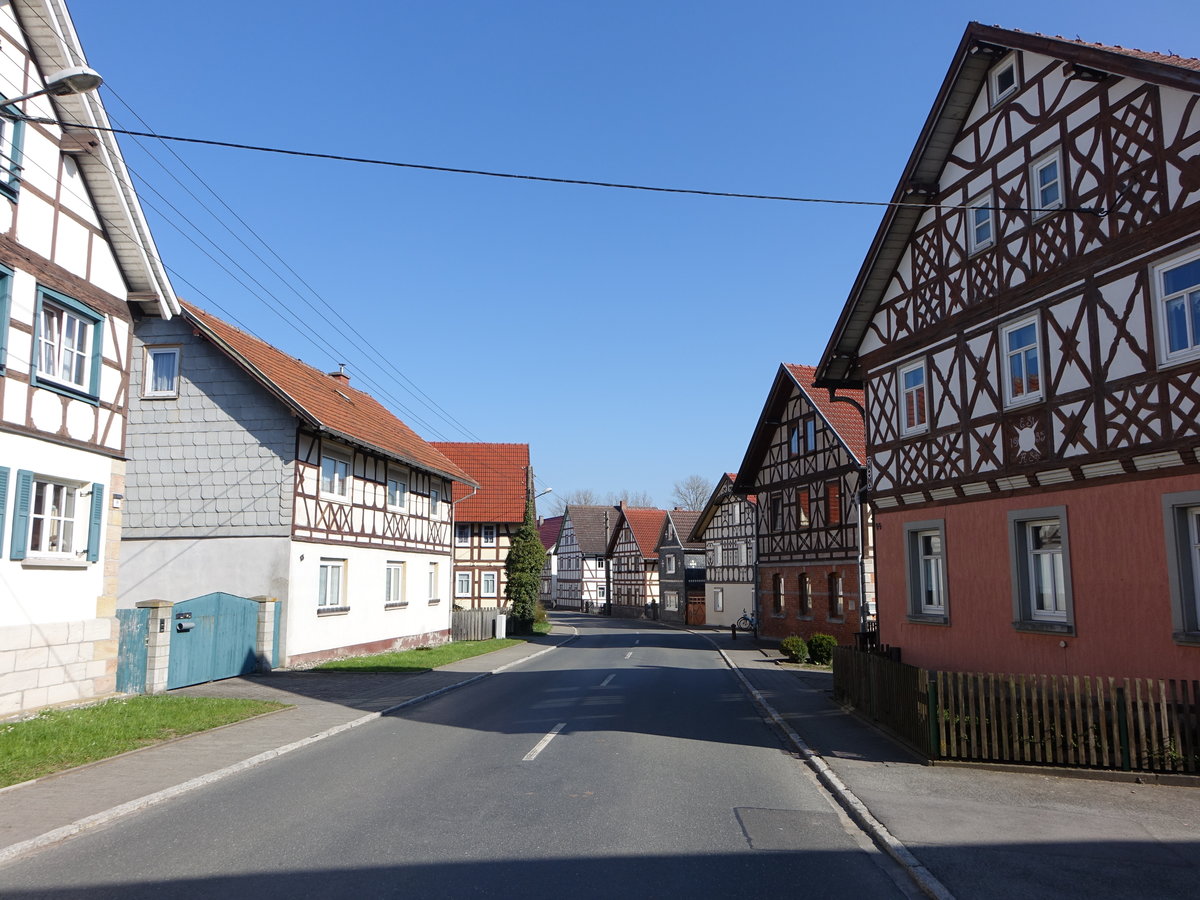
<box><xmin>701</xmin><ymin>627</ymin><xmax>1200</xmax><ymax>900</ymax></box>
<box><xmin>0</xmin><ymin>632</ymin><xmax>572</xmax><ymax>863</ymax></box>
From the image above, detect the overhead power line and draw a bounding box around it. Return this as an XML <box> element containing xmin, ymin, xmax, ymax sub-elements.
<box><xmin>16</xmin><ymin>113</ymin><xmax>1102</xmax><ymax>215</ymax></box>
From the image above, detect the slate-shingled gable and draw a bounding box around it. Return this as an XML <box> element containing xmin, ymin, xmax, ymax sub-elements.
<box><xmin>180</xmin><ymin>301</ymin><xmax>474</xmax><ymax>487</ymax></box>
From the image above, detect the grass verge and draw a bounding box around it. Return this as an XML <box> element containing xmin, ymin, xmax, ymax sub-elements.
<box><xmin>0</xmin><ymin>695</ymin><xmax>287</xmax><ymax>788</ymax></box>
<box><xmin>312</xmin><ymin>637</ymin><xmax>525</xmax><ymax>673</ymax></box>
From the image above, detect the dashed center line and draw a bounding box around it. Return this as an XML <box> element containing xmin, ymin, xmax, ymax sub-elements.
<box><xmin>523</xmin><ymin>723</ymin><xmax>566</xmax><ymax>762</ymax></box>
<box><xmin>600</xmin><ymin>674</ymin><xmax>614</xmax><ymax>687</ymax></box>
<box><xmin>624</xmin><ymin>651</ymin><xmax>633</xmax><ymax>659</ymax></box>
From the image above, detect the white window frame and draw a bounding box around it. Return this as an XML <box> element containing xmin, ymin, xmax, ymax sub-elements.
<box><xmin>320</xmin><ymin>448</ymin><xmax>351</xmax><ymax>501</ymax></box>
<box><xmin>318</xmin><ymin>559</ymin><xmax>346</xmax><ymax>609</ymax></box>
<box><xmin>142</xmin><ymin>346</ymin><xmax>181</xmax><ymax>399</ymax></box>
<box><xmin>482</xmin><ymin>524</ymin><xmax>497</xmax><ymax>547</ymax></box>
<box><xmin>430</xmin><ymin>487</ymin><xmax>442</xmax><ymax>519</ymax></box>
<box><xmin>712</xmin><ymin>544</ymin><xmax>723</xmax><ymax>567</ymax></box>
<box><xmin>455</xmin><ymin>571</ymin><xmax>471</xmax><ymax>597</ymax></box>
<box><xmin>385</xmin><ymin>562</ymin><xmax>406</xmax><ymax>607</ymax></box>
<box><xmin>989</xmin><ymin>53</ymin><xmax>1019</xmax><ymax>106</ymax></box>
<box><xmin>455</xmin><ymin>524</ymin><xmax>471</xmax><ymax>547</ymax></box>
<box><xmin>482</xmin><ymin>571</ymin><xmax>498</xmax><ymax>598</ymax></box>
<box><xmin>739</xmin><ymin>542</ymin><xmax>749</xmax><ymax>566</ymax></box>
<box><xmin>428</xmin><ymin>562</ymin><xmax>440</xmax><ymax>603</ymax></box>
<box><xmin>967</xmin><ymin>192</ymin><xmax>995</xmax><ymax>255</ymax></box>
<box><xmin>1002</xmin><ymin>315</ymin><xmax>1043</xmax><ymax>407</ymax></box>
<box><xmin>29</xmin><ymin>477</ymin><xmax>81</xmax><ymax>557</ymax></box>
<box><xmin>664</xmin><ymin>591</ymin><xmax>679</xmax><ymax>612</ymax></box>
<box><xmin>1029</xmin><ymin>150</ymin><xmax>1063</xmax><ymax>217</ymax></box>
<box><xmin>713</xmin><ymin>587</ymin><xmax>724</xmax><ymax>612</ymax></box>
<box><xmin>805</xmin><ymin>417</ymin><xmax>817</xmax><ymax>454</ymax></box>
<box><xmin>1154</xmin><ymin>247</ymin><xmax>1200</xmax><ymax>366</ymax></box>
<box><xmin>666</xmin><ymin>555</ymin><xmax>676</xmax><ymax>575</ymax></box>
<box><xmin>1008</xmin><ymin>507</ymin><xmax>1073</xmax><ymax>632</ymax></box>
<box><xmin>898</xmin><ymin>360</ymin><xmax>929</xmax><ymax>436</ymax></box>
<box><xmin>386</xmin><ymin>470</ymin><xmax>407</xmax><ymax>510</ymax></box>
<box><xmin>35</xmin><ymin>289</ymin><xmax>101</xmax><ymax>397</ymax></box>
<box><xmin>904</xmin><ymin>520</ymin><xmax>947</xmax><ymax>622</ymax></box>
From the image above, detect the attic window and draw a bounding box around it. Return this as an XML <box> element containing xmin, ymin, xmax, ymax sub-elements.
<box><xmin>989</xmin><ymin>54</ymin><xmax>1018</xmax><ymax>106</ymax></box>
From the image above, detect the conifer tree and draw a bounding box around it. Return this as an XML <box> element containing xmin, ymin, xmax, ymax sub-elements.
<box><xmin>505</xmin><ymin>492</ymin><xmax>546</xmax><ymax>633</ymax></box>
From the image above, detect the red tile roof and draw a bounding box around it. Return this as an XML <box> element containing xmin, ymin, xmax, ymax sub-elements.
<box><xmin>619</xmin><ymin>508</ymin><xmax>668</xmax><ymax>559</ymax></box>
<box><xmin>785</xmin><ymin>364</ymin><xmax>866</xmax><ymax>464</ymax></box>
<box><xmin>538</xmin><ymin>515</ymin><xmax>563</xmax><ymax>550</ymax></box>
<box><xmin>431</xmin><ymin>442</ymin><xmax>530</xmax><ymax>523</ymax></box>
<box><xmin>1016</xmin><ymin>30</ymin><xmax>1200</xmax><ymax>72</ymax></box>
<box><xmin>180</xmin><ymin>301</ymin><xmax>474</xmax><ymax>486</ymax></box>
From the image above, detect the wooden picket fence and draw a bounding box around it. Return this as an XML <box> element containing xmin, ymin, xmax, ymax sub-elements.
<box><xmin>451</xmin><ymin>607</ymin><xmax>505</xmax><ymax>641</ymax></box>
<box><xmin>833</xmin><ymin>647</ymin><xmax>1200</xmax><ymax>775</ymax></box>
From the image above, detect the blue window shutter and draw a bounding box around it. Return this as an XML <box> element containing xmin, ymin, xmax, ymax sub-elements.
<box><xmin>0</xmin><ymin>467</ymin><xmax>8</xmax><ymax>558</ymax></box>
<box><xmin>87</xmin><ymin>483</ymin><xmax>104</xmax><ymax>563</ymax></box>
<box><xmin>10</xmin><ymin>469</ymin><xmax>32</xmax><ymax>560</ymax></box>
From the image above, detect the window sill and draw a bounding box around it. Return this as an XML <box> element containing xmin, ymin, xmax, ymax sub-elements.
<box><xmin>317</xmin><ymin>606</ymin><xmax>350</xmax><ymax>617</ymax></box>
<box><xmin>141</xmin><ymin>392</ymin><xmax>180</xmax><ymax>400</ymax></box>
<box><xmin>1172</xmin><ymin>631</ymin><xmax>1200</xmax><ymax>646</ymax></box>
<box><xmin>31</xmin><ymin>376</ymin><xmax>99</xmax><ymax>406</ymax></box>
<box><xmin>1012</xmin><ymin>620</ymin><xmax>1073</xmax><ymax>635</ymax></box>
<box><xmin>828</xmin><ymin>617</ymin><xmax>845</xmax><ymax>625</ymax></box>
<box><xmin>428</xmin><ymin>598</ymin><xmax>441</xmax><ymax>605</ymax></box>
<box><xmin>21</xmin><ymin>557</ymin><xmax>89</xmax><ymax>569</ymax></box>
<box><xmin>384</xmin><ymin>602</ymin><xmax>409</xmax><ymax>611</ymax></box>
<box><xmin>907</xmin><ymin>612</ymin><xmax>949</xmax><ymax>626</ymax></box>
<box><xmin>797</xmin><ymin>615</ymin><xmax>813</xmax><ymax>621</ymax></box>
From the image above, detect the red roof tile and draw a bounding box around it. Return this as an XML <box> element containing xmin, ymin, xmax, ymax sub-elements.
<box><xmin>431</xmin><ymin>442</ymin><xmax>530</xmax><ymax>523</ymax></box>
<box><xmin>785</xmin><ymin>364</ymin><xmax>867</xmax><ymax>464</ymax></box>
<box><xmin>620</xmin><ymin>508</ymin><xmax>668</xmax><ymax>559</ymax></box>
<box><xmin>538</xmin><ymin>515</ymin><xmax>563</xmax><ymax>550</ymax></box>
<box><xmin>180</xmin><ymin>301</ymin><xmax>474</xmax><ymax>486</ymax></box>
<box><xmin>1015</xmin><ymin>29</ymin><xmax>1200</xmax><ymax>72</ymax></box>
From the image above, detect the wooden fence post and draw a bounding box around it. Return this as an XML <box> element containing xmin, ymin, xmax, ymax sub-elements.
<box><xmin>927</xmin><ymin>675</ymin><xmax>940</xmax><ymax>759</ymax></box>
<box><xmin>1116</xmin><ymin>685</ymin><xmax>1132</xmax><ymax>771</ymax></box>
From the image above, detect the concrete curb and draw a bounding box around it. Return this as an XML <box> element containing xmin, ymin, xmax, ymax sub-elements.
<box><xmin>708</xmin><ymin>640</ymin><xmax>955</xmax><ymax>900</ymax></box>
<box><xmin>0</xmin><ymin>632</ymin><xmax>575</xmax><ymax>867</ymax></box>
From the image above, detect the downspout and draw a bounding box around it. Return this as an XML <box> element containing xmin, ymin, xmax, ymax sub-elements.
<box><xmin>827</xmin><ymin>386</ymin><xmax>872</xmax><ymax>635</ymax></box>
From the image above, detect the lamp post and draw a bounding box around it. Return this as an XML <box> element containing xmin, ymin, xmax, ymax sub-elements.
<box><xmin>2</xmin><ymin>66</ymin><xmax>103</xmax><ymax>110</ymax></box>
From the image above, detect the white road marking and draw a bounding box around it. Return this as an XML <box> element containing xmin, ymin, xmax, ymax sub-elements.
<box><xmin>600</xmin><ymin>674</ymin><xmax>614</xmax><ymax>687</ymax></box>
<box><xmin>635</xmin><ymin>639</ymin><xmax>640</xmax><ymax>645</ymax></box>
<box><xmin>523</xmin><ymin>723</ymin><xmax>567</xmax><ymax>762</ymax></box>
<box><xmin>624</xmin><ymin>651</ymin><xmax>633</xmax><ymax>659</ymax></box>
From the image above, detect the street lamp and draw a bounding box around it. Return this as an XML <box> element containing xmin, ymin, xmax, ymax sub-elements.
<box><xmin>3</xmin><ymin>66</ymin><xmax>103</xmax><ymax>107</ymax></box>
<box><xmin>533</xmin><ymin>488</ymin><xmax>553</xmax><ymax>500</ymax></box>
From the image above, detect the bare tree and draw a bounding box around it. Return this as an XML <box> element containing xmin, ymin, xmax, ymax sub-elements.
<box><xmin>607</xmin><ymin>489</ymin><xmax>656</xmax><ymax>507</ymax></box>
<box><xmin>671</xmin><ymin>474</ymin><xmax>713</xmax><ymax>511</ymax></box>
<box><xmin>548</xmin><ymin>488</ymin><xmax>600</xmax><ymax>515</ymax></box>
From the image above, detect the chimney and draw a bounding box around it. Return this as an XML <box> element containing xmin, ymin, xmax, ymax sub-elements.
<box><xmin>619</xmin><ymin>500</ymin><xmax>628</xmax><ymax>510</ymax></box>
<box><xmin>328</xmin><ymin>363</ymin><xmax>350</xmax><ymax>384</ymax></box>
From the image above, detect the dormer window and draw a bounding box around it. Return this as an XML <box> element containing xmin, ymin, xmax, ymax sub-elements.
<box><xmin>989</xmin><ymin>54</ymin><xmax>1019</xmax><ymax>106</ymax></box>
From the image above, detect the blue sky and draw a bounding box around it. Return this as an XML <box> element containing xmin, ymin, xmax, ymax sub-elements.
<box><xmin>68</xmin><ymin>1</ymin><xmax>1200</xmax><ymax>511</ymax></box>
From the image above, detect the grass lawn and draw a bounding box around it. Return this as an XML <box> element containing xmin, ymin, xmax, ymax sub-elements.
<box><xmin>312</xmin><ymin>637</ymin><xmax>527</xmax><ymax>673</ymax></box>
<box><xmin>0</xmin><ymin>695</ymin><xmax>287</xmax><ymax>788</ymax></box>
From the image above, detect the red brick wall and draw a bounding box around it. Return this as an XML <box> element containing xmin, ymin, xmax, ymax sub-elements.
<box><xmin>756</xmin><ymin>562</ymin><xmax>864</xmax><ymax>644</ymax></box>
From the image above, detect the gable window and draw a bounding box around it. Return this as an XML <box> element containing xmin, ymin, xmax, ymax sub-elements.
<box><xmin>731</xmin><ymin>503</ymin><xmax>741</xmax><ymax>525</ymax></box>
<box><xmin>666</xmin><ymin>555</ymin><xmax>677</xmax><ymax>575</ymax></box>
<box><xmin>898</xmin><ymin>360</ymin><xmax>928</xmax><ymax>435</ymax></box>
<box><xmin>455</xmin><ymin>524</ymin><xmax>471</xmax><ymax>547</ymax></box>
<box><xmin>805</xmin><ymin>417</ymin><xmax>816</xmax><ymax>453</ymax></box>
<box><xmin>482</xmin><ymin>524</ymin><xmax>497</xmax><ymax>546</ymax></box>
<box><xmin>455</xmin><ymin>571</ymin><xmax>471</xmax><ymax>597</ymax></box>
<box><xmin>1003</xmin><ymin>316</ymin><xmax>1042</xmax><ymax>406</ymax></box>
<box><xmin>826</xmin><ymin>482</ymin><xmax>841</xmax><ymax>525</ymax></box>
<box><xmin>1156</xmin><ymin>250</ymin><xmax>1200</xmax><ymax>363</ymax></box>
<box><xmin>1008</xmin><ymin>507</ymin><xmax>1073</xmax><ymax>633</ymax></box>
<box><xmin>1030</xmin><ymin>152</ymin><xmax>1063</xmax><ymax>216</ymax></box>
<box><xmin>430</xmin><ymin>488</ymin><xmax>441</xmax><ymax>519</ymax></box>
<box><xmin>385</xmin><ymin>562</ymin><xmax>406</xmax><ymax>607</ymax></box>
<box><xmin>318</xmin><ymin>559</ymin><xmax>346</xmax><ymax>611</ymax></box>
<box><xmin>482</xmin><ymin>571</ymin><xmax>498</xmax><ymax>597</ymax></box>
<box><xmin>387</xmin><ymin>472</ymin><xmax>407</xmax><ymax>510</ymax></box>
<box><xmin>788</xmin><ymin>425</ymin><xmax>800</xmax><ymax>456</ymax></box>
<box><xmin>0</xmin><ymin>99</ymin><xmax>24</xmax><ymax>199</ymax></box>
<box><xmin>1162</xmin><ymin>491</ymin><xmax>1200</xmax><ymax>643</ymax></box>
<box><xmin>34</xmin><ymin>288</ymin><xmax>102</xmax><ymax>399</ymax></box>
<box><xmin>905</xmin><ymin>520</ymin><xmax>948</xmax><ymax>623</ymax></box>
<box><xmin>143</xmin><ymin>346</ymin><xmax>180</xmax><ymax>398</ymax></box>
<box><xmin>967</xmin><ymin>194</ymin><xmax>995</xmax><ymax>254</ymax></box>
<box><xmin>989</xmin><ymin>54</ymin><xmax>1018</xmax><ymax>106</ymax></box>
<box><xmin>320</xmin><ymin>450</ymin><xmax>350</xmax><ymax>499</ymax></box>
<box><xmin>797</xmin><ymin>489</ymin><xmax>810</xmax><ymax>527</ymax></box>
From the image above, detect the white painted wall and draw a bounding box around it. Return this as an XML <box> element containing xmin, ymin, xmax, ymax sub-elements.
<box><xmin>118</xmin><ymin>535</ymin><xmax>293</xmax><ymax>609</ymax></box>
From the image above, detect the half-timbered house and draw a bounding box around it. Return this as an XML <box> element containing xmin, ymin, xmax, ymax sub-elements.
<box><xmin>554</xmin><ymin>505</ymin><xmax>617</xmax><ymax>612</ymax></box>
<box><xmin>815</xmin><ymin>24</ymin><xmax>1200</xmax><ymax>680</ymax></box>
<box><xmin>432</xmin><ymin>442</ymin><xmax>531</xmax><ymax>610</ymax></box>
<box><xmin>734</xmin><ymin>365</ymin><xmax>872</xmax><ymax>643</ymax></box>
<box><xmin>656</xmin><ymin>509</ymin><xmax>705</xmax><ymax>625</ymax></box>
<box><xmin>120</xmin><ymin>302</ymin><xmax>475</xmax><ymax>667</ymax></box>
<box><xmin>0</xmin><ymin>0</ymin><xmax>178</xmax><ymax>717</ymax></box>
<box><xmin>690</xmin><ymin>473</ymin><xmax>758</xmax><ymax>629</ymax></box>
<box><xmin>607</xmin><ymin>505</ymin><xmax>667</xmax><ymax>619</ymax></box>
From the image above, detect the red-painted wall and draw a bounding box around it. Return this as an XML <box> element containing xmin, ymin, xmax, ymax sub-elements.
<box><xmin>757</xmin><ymin>562</ymin><xmax>865</xmax><ymax>644</ymax></box>
<box><xmin>876</xmin><ymin>474</ymin><xmax>1200</xmax><ymax>680</ymax></box>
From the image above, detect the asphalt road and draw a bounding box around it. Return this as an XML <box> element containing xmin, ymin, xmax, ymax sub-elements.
<box><xmin>0</xmin><ymin>617</ymin><xmax>915</xmax><ymax>899</ymax></box>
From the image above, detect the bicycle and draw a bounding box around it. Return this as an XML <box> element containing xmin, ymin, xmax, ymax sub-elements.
<box><xmin>736</xmin><ymin>609</ymin><xmax>757</xmax><ymax>631</ymax></box>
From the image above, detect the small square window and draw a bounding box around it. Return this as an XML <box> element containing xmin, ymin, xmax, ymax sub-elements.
<box><xmin>1002</xmin><ymin>316</ymin><xmax>1042</xmax><ymax>406</ymax></box>
<box><xmin>898</xmin><ymin>361</ymin><xmax>929</xmax><ymax>435</ymax></box>
<box><xmin>143</xmin><ymin>346</ymin><xmax>180</xmax><ymax>398</ymax></box>
<box><xmin>482</xmin><ymin>525</ymin><xmax>497</xmax><ymax>546</ymax></box>
<box><xmin>989</xmin><ymin>55</ymin><xmax>1019</xmax><ymax>105</ymax></box>
<box><xmin>967</xmin><ymin>194</ymin><xmax>995</xmax><ymax>254</ymax></box>
<box><xmin>482</xmin><ymin>571</ymin><xmax>498</xmax><ymax>597</ymax></box>
<box><xmin>455</xmin><ymin>524</ymin><xmax>471</xmax><ymax>547</ymax></box>
<box><xmin>455</xmin><ymin>571</ymin><xmax>471</xmax><ymax>597</ymax></box>
<box><xmin>320</xmin><ymin>451</ymin><xmax>350</xmax><ymax>499</ymax></box>
<box><xmin>1156</xmin><ymin>249</ymin><xmax>1200</xmax><ymax>364</ymax></box>
<box><xmin>387</xmin><ymin>472</ymin><xmax>407</xmax><ymax>510</ymax></box>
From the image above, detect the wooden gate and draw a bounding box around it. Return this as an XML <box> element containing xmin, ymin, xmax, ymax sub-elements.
<box><xmin>686</xmin><ymin>597</ymin><xmax>706</xmax><ymax>626</ymax></box>
<box><xmin>167</xmin><ymin>592</ymin><xmax>259</xmax><ymax>690</ymax></box>
<box><xmin>115</xmin><ymin>607</ymin><xmax>150</xmax><ymax>694</ymax></box>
